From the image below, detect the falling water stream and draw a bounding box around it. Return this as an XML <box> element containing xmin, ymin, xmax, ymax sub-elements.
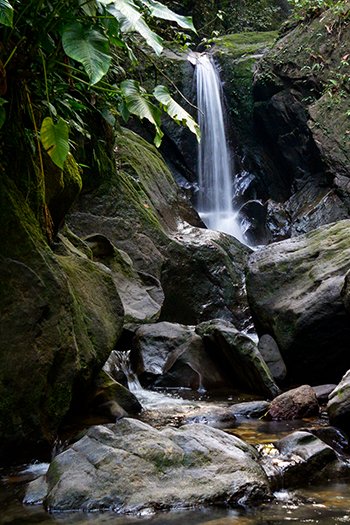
<box><xmin>194</xmin><ymin>53</ymin><xmax>243</xmax><ymax>243</ymax></box>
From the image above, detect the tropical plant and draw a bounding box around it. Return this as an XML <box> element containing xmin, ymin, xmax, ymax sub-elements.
<box><xmin>0</xmin><ymin>0</ymin><xmax>199</xmax><ymax>172</ymax></box>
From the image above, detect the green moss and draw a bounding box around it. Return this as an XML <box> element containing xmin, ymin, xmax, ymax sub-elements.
<box><xmin>214</xmin><ymin>31</ymin><xmax>278</xmax><ymax>57</ymax></box>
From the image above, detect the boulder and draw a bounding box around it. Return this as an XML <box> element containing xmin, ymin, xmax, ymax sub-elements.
<box><xmin>259</xmin><ymin>431</ymin><xmax>338</xmax><ymax>488</ymax></box>
<box><xmin>68</xmin><ymin>129</ymin><xmax>252</xmax><ymax>330</ymax></box>
<box><xmin>160</xmin><ymin>226</ymin><xmax>251</xmax><ymax>328</ymax></box>
<box><xmin>246</xmin><ymin>220</ymin><xmax>350</xmax><ymax>384</ymax></box>
<box><xmin>40</xmin><ymin>419</ymin><xmax>270</xmax><ymax>512</ymax></box>
<box><xmin>0</xmin><ymin>177</ymin><xmax>124</xmax><ymax>461</ymax></box>
<box><xmin>327</xmin><ymin>370</ymin><xmax>350</xmax><ymax>433</ymax></box>
<box><xmin>312</xmin><ymin>384</ymin><xmax>337</xmax><ymax>404</ymax></box>
<box><xmin>133</xmin><ymin>322</ymin><xmax>232</xmax><ymax>390</ymax></box>
<box><xmin>258</xmin><ymin>334</ymin><xmax>287</xmax><ymax>383</ymax></box>
<box><xmin>196</xmin><ymin>320</ymin><xmax>280</xmax><ymax>398</ymax></box>
<box><xmin>267</xmin><ymin>386</ymin><xmax>319</xmax><ymax>421</ymax></box>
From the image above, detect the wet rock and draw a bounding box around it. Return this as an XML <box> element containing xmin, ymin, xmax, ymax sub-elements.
<box><xmin>196</xmin><ymin>319</ymin><xmax>280</xmax><ymax>398</ymax></box>
<box><xmin>24</xmin><ymin>476</ymin><xmax>48</xmax><ymax>505</ymax></box>
<box><xmin>327</xmin><ymin>370</ymin><xmax>350</xmax><ymax>433</ymax></box>
<box><xmin>238</xmin><ymin>200</ymin><xmax>269</xmax><ymax>246</ymax></box>
<box><xmin>246</xmin><ymin>220</ymin><xmax>350</xmax><ymax>384</ymax></box>
<box><xmin>230</xmin><ymin>401</ymin><xmax>270</xmax><ymax>419</ymax></box>
<box><xmin>185</xmin><ymin>409</ymin><xmax>236</xmax><ymax>429</ymax></box>
<box><xmin>258</xmin><ymin>334</ymin><xmax>287</xmax><ymax>383</ymax></box>
<box><xmin>88</xmin><ymin>371</ymin><xmax>142</xmax><ymax>419</ymax></box>
<box><xmin>42</xmin><ymin>418</ymin><xmax>270</xmax><ymax>513</ymax></box>
<box><xmin>133</xmin><ymin>322</ymin><xmax>232</xmax><ymax>390</ymax></box>
<box><xmin>266</xmin><ymin>431</ymin><xmax>338</xmax><ymax>487</ymax></box>
<box><xmin>267</xmin><ymin>386</ymin><xmax>319</xmax><ymax>421</ymax></box>
<box><xmin>309</xmin><ymin>426</ymin><xmax>349</xmax><ymax>455</ymax></box>
<box><xmin>312</xmin><ymin>384</ymin><xmax>337</xmax><ymax>404</ymax></box>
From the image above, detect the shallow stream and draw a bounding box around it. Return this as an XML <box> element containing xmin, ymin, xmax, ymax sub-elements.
<box><xmin>2</xmin><ymin>388</ymin><xmax>350</xmax><ymax>525</ymax></box>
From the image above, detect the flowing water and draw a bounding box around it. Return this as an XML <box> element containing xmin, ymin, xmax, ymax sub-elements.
<box><xmin>3</xmin><ymin>354</ymin><xmax>350</xmax><ymax>524</ymax></box>
<box><xmin>194</xmin><ymin>53</ymin><xmax>243</xmax><ymax>242</ymax></box>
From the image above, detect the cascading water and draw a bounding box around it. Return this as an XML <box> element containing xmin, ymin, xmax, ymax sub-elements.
<box><xmin>195</xmin><ymin>53</ymin><xmax>243</xmax><ymax>242</ymax></box>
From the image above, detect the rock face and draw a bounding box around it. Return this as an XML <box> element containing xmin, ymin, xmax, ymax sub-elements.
<box><xmin>327</xmin><ymin>370</ymin><xmax>350</xmax><ymax>433</ymax></box>
<box><xmin>246</xmin><ymin>220</ymin><xmax>350</xmax><ymax>384</ymax></box>
<box><xmin>252</xmin><ymin>3</ymin><xmax>350</xmax><ymax>238</ymax></box>
<box><xmin>267</xmin><ymin>386</ymin><xmax>319</xmax><ymax>421</ymax></box>
<box><xmin>42</xmin><ymin>419</ymin><xmax>270</xmax><ymax>512</ymax></box>
<box><xmin>0</xmin><ymin>176</ymin><xmax>124</xmax><ymax>460</ymax></box>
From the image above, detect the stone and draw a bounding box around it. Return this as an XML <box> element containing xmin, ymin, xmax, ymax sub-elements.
<box><xmin>196</xmin><ymin>319</ymin><xmax>280</xmax><ymax>398</ymax></box>
<box><xmin>160</xmin><ymin>225</ymin><xmax>251</xmax><ymax>328</ymax></box>
<box><xmin>0</xmin><ymin>176</ymin><xmax>124</xmax><ymax>460</ymax></box>
<box><xmin>230</xmin><ymin>401</ymin><xmax>270</xmax><ymax>419</ymax></box>
<box><xmin>42</xmin><ymin>418</ymin><xmax>270</xmax><ymax>513</ymax></box>
<box><xmin>133</xmin><ymin>322</ymin><xmax>232</xmax><ymax>390</ymax></box>
<box><xmin>259</xmin><ymin>431</ymin><xmax>338</xmax><ymax>488</ymax></box>
<box><xmin>258</xmin><ymin>334</ymin><xmax>287</xmax><ymax>383</ymax></box>
<box><xmin>267</xmin><ymin>386</ymin><xmax>319</xmax><ymax>421</ymax></box>
<box><xmin>327</xmin><ymin>370</ymin><xmax>350</xmax><ymax>433</ymax></box>
<box><xmin>246</xmin><ymin>220</ymin><xmax>350</xmax><ymax>384</ymax></box>
<box><xmin>312</xmin><ymin>384</ymin><xmax>337</xmax><ymax>404</ymax></box>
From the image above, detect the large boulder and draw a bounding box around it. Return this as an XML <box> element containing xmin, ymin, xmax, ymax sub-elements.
<box><xmin>40</xmin><ymin>419</ymin><xmax>270</xmax><ymax>512</ymax></box>
<box><xmin>258</xmin><ymin>334</ymin><xmax>287</xmax><ymax>383</ymax></box>
<box><xmin>69</xmin><ymin>128</ymin><xmax>252</xmax><ymax>330</ymax></box>
<box><xmin>196</xmin><ymin>319</ymin><xmax>280</xmax><ymax>398</ymax></box>
<box><xmin>246</xmin><ymin>220</ymin><xmax>350</xmax><ymax>384</ymax></box>
<box><xmin>0</xmin><ymin>176</ymin><xmax>124</xmax><ymax>461</ymax></box>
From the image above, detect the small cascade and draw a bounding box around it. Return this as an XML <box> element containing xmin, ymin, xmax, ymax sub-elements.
<box><xmin>104</xmin><ymin>350</ymin><xmax>198</xmax><ymax>410</ymax></box>
<box><xmin>194</xmin><ymin>53</ymin><xmax>243</xmax><ymax>242</ymax></box>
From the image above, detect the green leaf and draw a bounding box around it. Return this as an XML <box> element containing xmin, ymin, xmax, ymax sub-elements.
<box><xmin>40</xmin><ymin>117</ymin><xmax>70</xmax><ymax>169</ymax></box>
<box><xmin>62</xmin><ymin>22</ymin><xmax>111</xmax><ymax>85</ymax></box>
<box><xmin>0</xmin><ymin>0</ymin><xmax>13</xmax><ymax>27</ymax></box>
<box><xmin>153</xmin><ymin>85</ymin><xmax>200</xmax><ymax>141</ymax></box>
<box><xmin>100</xmin><ymin>0</ymin><xmax>163</xmax><ymax>55</ymax></box>
<box><xmin>79</xmin><ymin>0</ymin><xmax>97</xmax><ymax>16</ymax></box>
<box><xmin>139</xmin><ymin>0</ymin><xmax>196</xmax><ymax>32</ymax></box>
<box><xmin>120</xmin><ymin>79</ymin><xmax>163</xmax><ymax>145</ymax></box>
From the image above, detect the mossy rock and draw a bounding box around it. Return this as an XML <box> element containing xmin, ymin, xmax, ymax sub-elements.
<box><xmin>0</xmin><ymin>175</ymin><xmax>123</xmax><ymax>461</ymax></box>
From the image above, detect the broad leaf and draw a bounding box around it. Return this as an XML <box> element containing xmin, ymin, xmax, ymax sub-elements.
<box><xmin>100</xmin><ymin>0</ymin><xmax>163</xmax><ymax>55</ymax></box>
<box><xmin>139</xmin><ymin>0</ymin><xmax>196</xmax><ymax>32</ymax></box>
<box><xmin>79</xmin><ymin>0</ymin><xmax>97</xmax><ymax>16</ymax></box>
<box><xmin>120</xmin><ymin>79</ymin><xmax>163</xmax><ymax>146</ymax></box>
<box><xmin>153</xmin><ymin>85</ymin><xmax>200</xmax><ymax>141</ymax></box>
<box><xmin>40</xmin><ymin>117</ymin><xmax>69</xmax><ymax>169</ymax></box>
<box><xmin>62</xmin><ymin>23</ymin><xmax>111</xmax><ymax>85</ymax></box>
<box><xmin>0</xmin><ymin>0</ymin><xmax>13</xmax><ymax>27</ymax></box>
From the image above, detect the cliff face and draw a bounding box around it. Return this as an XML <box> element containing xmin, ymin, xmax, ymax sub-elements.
<box><xmin>251</xmin><ymin>1</ymin><xmax>350</xmax><ymax>239</ymax></box>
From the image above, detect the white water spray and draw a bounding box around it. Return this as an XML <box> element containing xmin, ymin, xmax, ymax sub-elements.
<box><xmin>195</xmin><ymin>53</ymin><xmax>243</xmax><ymax>241</ymax></box>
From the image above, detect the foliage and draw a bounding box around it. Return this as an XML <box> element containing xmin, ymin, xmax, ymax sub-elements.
<box><xmin>289</xmin><ymin>0</ymin><xmax>341</xmax><ymax>20</ymax></box>
<box><xmin>0</xmin><ymin>0</ymin><xmax>197</xmax><ymax>181</ymax></box>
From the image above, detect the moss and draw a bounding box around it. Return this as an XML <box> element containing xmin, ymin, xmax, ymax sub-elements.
<box><xmin>214</xmin><ymin>31</ymin><xmax>278</xmax><ymax>57</ymax></box>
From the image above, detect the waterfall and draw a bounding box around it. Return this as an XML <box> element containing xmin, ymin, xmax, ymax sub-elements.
<box><xmin>195</xmin><ymin>53</ymin><xmax>243</xmax><ymax>242</ymax></box>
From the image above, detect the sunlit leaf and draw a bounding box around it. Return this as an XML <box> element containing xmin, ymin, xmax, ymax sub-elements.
<box><xmin>62</xmin><ymin>22</ymin><xmax>111</xmax><ymax>85</ymax></box>
<box><xmin>79</xmin><ymin>0</ymin><xmax>97</xmax><ymax>16</ymax></box>
<box><xmin>139</xmin><ymin>0</ymin><xmax>196</xmax><ymax>32</ymax></box>
<box><xmin>0</xmin><ymin>0</ymin><xmax>13</xmax><ymax>27</ymax></box>
<box><xmin>40</xmin><ymin>117</ymin><xmax>69</xmax><ymax>169</ymax></box>
<box><xmin>153</xmin><ymin>85</ymin><xmax>200</xmax><ymax>141</ymax></box>
<box><xmin>100</xmin><ymin>0</ymin><xmax>163</xmax><ymax>55</ymax></box>
<box><xmin>120</xmin><ymin>79</ymin><xmax>163</xmax><ymax>145</ymax></box>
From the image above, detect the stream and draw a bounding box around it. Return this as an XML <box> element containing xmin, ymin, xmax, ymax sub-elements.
<box><xmin>2</xmin><ymin>385</ymin><xmax>350</xmax><ymax>525</ymax></box>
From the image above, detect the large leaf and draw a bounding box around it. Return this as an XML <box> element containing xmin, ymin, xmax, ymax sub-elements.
<box><xmin>0</xmin><ymin>0</ymin><xmax>13</xmax><ymax>27</ymax></box>
<box><xmin>62</xmin><ymin>22</ymin><xmax>111</xmax><ymax>85</ymax></box>
<box><xmin>139</xmin><ymin>0</ymin><xmax>196</xmax><ymax>32</ymax></box>
<box><xmin>40</xmin><ymin>117</ymin><xmax>69</xmax><ymax>169</ymax></box>
<box><xmin>100</xmin><ymin>0</ymin><xmax>163</xmax><ymax>55</ymax></box>
<box><xmin>153</xmin><ymin>85</ymin><xmax>200</xmax><ymax>141</ymax></box>
<box><xmin>120</xmin><ymin>79</ymin><xmax>163</xmax><ymax>146</ymax></box>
